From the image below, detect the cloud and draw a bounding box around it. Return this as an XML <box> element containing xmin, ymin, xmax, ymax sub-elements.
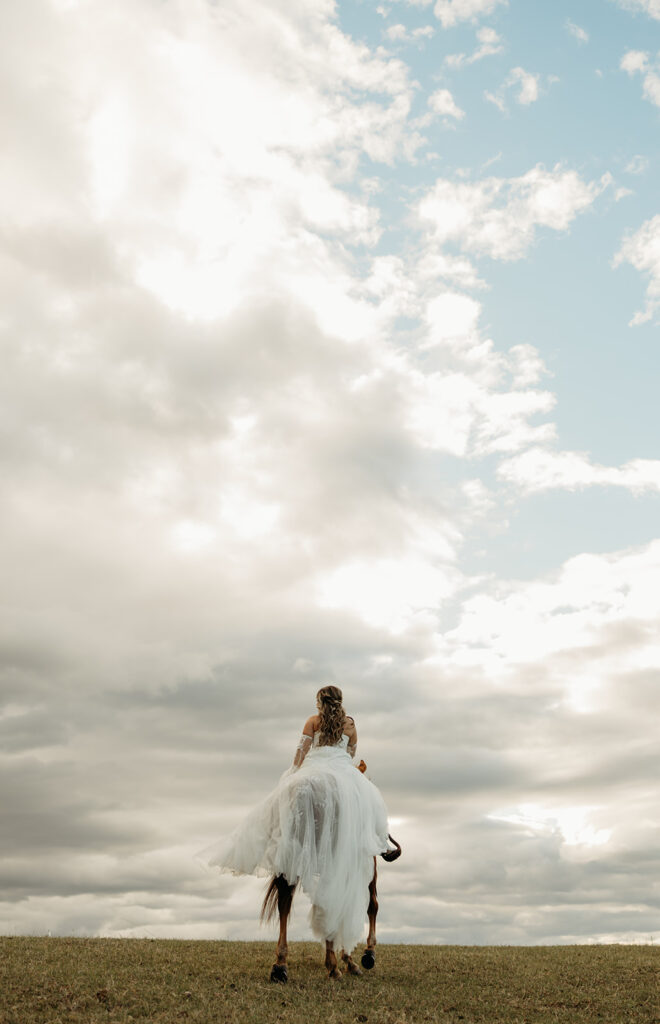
<box><xmin>620</xmin><ymin>49</ymin><xmax>650</xmax><ymax>75</ymax></box>
<box><xmin>385</xmin><ymin>22</ymin><xmax>435</xmax><ymax>43</ymax></box>
<box><xmin>417</xmin><ymin>164</ymin><xmax>611</xmax><ymax>261</ymax></box>
<box><xmin>620</xmin><ymin>48</ymin><xmax>660</xmax><ymax>107</ymax></box>
<box><xmin>445</xmin><ymin>26</ymin><xmax>504</xmax><ymax>67</ymax></box>
<box><xmin>384</xmin><ymin>537</ymin><xmax>660</xmax><ymax>944</ymax></box>
<box><xmin>565</xmin><ymin>19</ymin><xmax>589</xmax><ymax>43</ymax></box>
<box><xmin>624</xmin><ymin>154</ymin><xmax>649</xmax><ymax>175</ymax></box>
<box><xmin>613</xmin><ymin>214</ymin><xmax>660</xmax><ymax>324</ymax></box>
<box><xmin>507</xmin><ymin>66</ymin><xmax>541</xmax><ymax>104</ymax></box>
<box><xmin>434</xmin><ymin>0</ymin><xmax>508</xmax><ymax>28</ymax></box>
<box><xmin>415</xmin><ymin>248</ymin><xmax>487</xmax><ymax>290</ymax></box>
<box><xmin>441</xmin><ymin>538</ymin><xmax>660</xmax><ymax>686</ymax></box>
<box><xmin>485</xmin><ymin>66</ymin><xmax>556</xmax><ymax>111</ymax></box>
<box><xmin>428</xmin><ymin>87</ymin><xmax>466</xmax><ymax>119</ymax></box>
<box><xmin>507</xmin><ymin>343</ymin><xmax>549</xmax><ymax>388</ymax></box>
<box><xmin>405</xmin><ymin>375</ymin><xmax>556</xmax><ymax>460</ymax></box>
<box><xmin>615</xmin><ymin>0</ymin><xmax>660</xmax><ymax>18</ymax></box>
<box><xmin>1</xmin><ymin>0</ymin><xmax>658</xmax><ymax>950</ymax></box>
<box><xmin>497</xmin><ymin>446</ymin><xmax>660</xmax><ymax>494</ymax></box>
<box><xmin>483</xmin><ymin>89</ymin><xmax>508</xmax><ymax>113</ymax></box>
<box><xmin>0</xmin><ymin>0</ymin><xmax>577</xmax><ymax>933</ymax></box>
<box><xmin>8</xmin><ymin>513</ymin><xmax>660</xmax><ymax>945</ymax></box>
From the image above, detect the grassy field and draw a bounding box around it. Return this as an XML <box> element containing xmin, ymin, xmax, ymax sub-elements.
<box><xmin>0</xmin><ymin>937</ymin><xmax>657</xmax><ymax>1024</ymax></box>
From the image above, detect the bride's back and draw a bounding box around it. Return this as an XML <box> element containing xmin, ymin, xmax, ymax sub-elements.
<box><xmin>310</xmin><ymin>712</ymin><xmax>356</xmax><ymax>749</ymax></box>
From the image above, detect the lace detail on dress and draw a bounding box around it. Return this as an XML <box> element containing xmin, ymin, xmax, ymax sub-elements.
<box><xmin>292</xmin><ymin>733</ymin><xmax>313</xmax><ymax>769</ymax></box>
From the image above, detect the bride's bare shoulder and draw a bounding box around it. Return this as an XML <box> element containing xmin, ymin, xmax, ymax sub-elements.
<box><xmin>304</xmin><ymin>713</ymin><xmax>321</xmax><ymax>734</ymax></box>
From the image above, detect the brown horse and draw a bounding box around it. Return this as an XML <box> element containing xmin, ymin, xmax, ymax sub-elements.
<box><xmin>262</xmin><ymin>834</ymin><xmax>401</xmax><ymax>982</ymax></box>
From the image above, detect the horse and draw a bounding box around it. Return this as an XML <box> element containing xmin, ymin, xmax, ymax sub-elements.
<box><xmin>261</xmin><ymin>833</ymin><xmax>402</xmax><ymax>982</ymax></box>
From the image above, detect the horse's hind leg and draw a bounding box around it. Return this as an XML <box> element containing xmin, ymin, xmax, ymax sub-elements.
<box><xmin>361</xmin><ymin>858</ymin><xmax>378</xmax><ymax>970</ymax></box>
<box><xmin>263</xmin><ymin>875</ymin><xmax>296</xmax><ymax>983</ymax></box>
<box><xmin>341</xmin><ymin>949</ymin><xmax>362</xmax><ymax>976</ymax></box>
<box><xmin>325</xmin><ymin>940</ymin><xmax>342</xmax><ymax>980</ymax></box>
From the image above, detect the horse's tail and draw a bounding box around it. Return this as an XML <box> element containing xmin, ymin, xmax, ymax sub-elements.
<box><xmin>380</xmin><ymin>833</ymin><xmax>402</xmax><ymax>862</ymax></box>
<box><xmin>261</xmin><ymin>874</ymin><xmax>296</xmax><ymax>923</ymax></box>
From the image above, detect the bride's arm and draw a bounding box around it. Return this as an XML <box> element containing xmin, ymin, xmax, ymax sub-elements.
<box><xmin>345</xmin><ymin>715</ymin><xmax>357</xmax><ymax>759</ymax></box>
<box><xmin>292</xmin><ymin>715</ymin><xmax>316</xmax><ymax>769</ymax></box>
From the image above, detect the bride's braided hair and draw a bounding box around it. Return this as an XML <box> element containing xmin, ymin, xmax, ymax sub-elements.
<box><xmin>316</xmin><ymin>685</ymin><xmax>345</xmax><ymax>747</ymax></box>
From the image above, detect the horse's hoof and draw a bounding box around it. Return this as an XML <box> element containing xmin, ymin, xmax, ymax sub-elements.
<box><xmin>345</xmin><ymin>963</ymin><xmax>362</xmax><ymax>977</ymax></box>
<box><xmin>270</xmin><ymin>964</ymin><xmax>288</xmax><ymax>983</ymax></box>
<box><xmin>361</xmin><ymin>950</ymin><xmax>375</xmax><ymax>970</ymax></box>
<box><xmin>328</xmin><ymin>967</ymin><xmax>343</xmax><ymax>981</ymax></box>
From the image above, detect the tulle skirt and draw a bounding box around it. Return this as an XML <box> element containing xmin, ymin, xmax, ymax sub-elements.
<box><xmin>199</xmin><ymin>745</ymin><xmax>390</xmax><ymax>953</ymax></box>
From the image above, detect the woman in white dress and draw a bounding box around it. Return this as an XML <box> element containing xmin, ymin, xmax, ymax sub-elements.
<box><xmin>200</xmin><ymin>685</ymin><xmax>398</xmax><ymax>980</ymax></box>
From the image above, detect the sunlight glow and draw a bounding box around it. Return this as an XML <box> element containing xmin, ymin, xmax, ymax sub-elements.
<box><xmin>316</xmin><ymin>557</ymin><xmax>452</xmax><ymax>632</ymax></box>
<box><xmin>172</xmin><ymin>520</ymin><xmax>216</xmax><ymax>553</ymax></box>
<box><xmin>88</xmin><ymin>94</ymin><xmax>133</xmax><ymax>215</ymax></box>
<box><xmin>135</xmin><ymin>249</ymin><xmax>245</xmax><ymax>322</ymax></box>
<box><xmin>488</xmin><ymin>803</ymin><xmax>612</xmax><ymax>848</ymax></box>
<box><xmin>219</xmin><ymin>491</ymin><xmax>280</xmax><ymax>540</ymax></box>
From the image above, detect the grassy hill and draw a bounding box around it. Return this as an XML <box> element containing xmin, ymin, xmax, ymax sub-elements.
<box><xmin>0</xmin><ymin>937</ymin><xmax>657</xmax><ymax>1024</ymax></box>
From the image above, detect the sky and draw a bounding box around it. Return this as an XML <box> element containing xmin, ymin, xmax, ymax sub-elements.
<box><xmin>1</xmin><ymin>0</ymin><xmax>660</xmax><ymax>946</ymax></box>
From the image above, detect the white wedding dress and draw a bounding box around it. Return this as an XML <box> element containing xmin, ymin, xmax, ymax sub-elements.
<box><xmin>200</xmin><ymin>731</ymin><xmax>391</xmax><ymax>953</ymax></box>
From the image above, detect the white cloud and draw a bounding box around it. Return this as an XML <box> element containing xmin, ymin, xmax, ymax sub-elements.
<box><xmin>488</xmin><ymin>803</ymin><xmax>611</xmax><ymax>848</ymax></box>
<box><xmin>0</xmin><ymin>20</ymin><xmax>561</xmax><ymax>628</ymax></box>
<box><xmin>425</xmin><ymin>291</ymin><xmax>481</xmax><ymax>347</ymax></box>
<box><xmin>498</xmin><ymin>446</ymin><xmax>660</xmax><ymax>494</ymax></box>
<box><xmin>615</xmin><ymin>0</ymin><xmax>660</xmax><ymax>18</ymax></box>
<box><xmin>415</xmin><ymin>249</ymin><xmax>486</xmax><ymax>290</ymax></box>
<box><xmin>442</xmin><ymin>538</ymin><xmax>660</xmax><ymax>677</ymax></box>
<box><xmin>406</xmin><ymin>365</ymin><xmax>555</xmax><ymax>457</ymax></box>
<box><xmin>403</xmin><ymin>299</ymin><xmax>556</xmax><ymax>456</ymax></box>
<box><xmin>565</xmin><ymin>19</ymin><xmax>589</xmax><ymax>43</ymax></box>
<box><xmin>2</xmin><ymin>0</ymin><xmax>659</xmax><ymax>951</ymax></box>
<box><xmin>172</xmin><ymin>519</ymin><xmax>217</xmax><ymax>553</ymax></box>
<box><xmin>434</xmin><ymin>0</ymin><xmax>508</xmax><ymax>28</ymax></box>
<box><xmin>445</xmin><ymin>26</ymin><xmax>503</xmax><ymax>67</ymax></box>
<box><xmin>620</xmin><ymin>48</ymin><xmax>660</xmax><ymax>107</ymax></box>
<box><xmin>316</xmin><ymin>555</ymin><xmax>459</xmax><ymax>632</ymax></box>
<box><xmin>624</xmin><ymin>154</ymin><xmax>649</xmax><ymax>175</ymax></box>
<box><xmin>479</xmin><ymin>150</ymin><xmax>503</xmax><ymax>171</ymax></box>
<box><xmin>417</xmin><ymin>164</ymin><xmax>610</xmax><ymax>261</ymax></box>
<box><xmin>507</xmin><ymin>343</ymin><xmax>548</xmax><ymax>388</ymax></box>
<box><xmin>428</xmin><ymin>87</ymin><xmax>466</xmax><ymax>119</ymax></box>
<box><xmin>3</xmin><ymin>0</ymin><xmax>424</xmax><ymax>333</ymax></box>
<box><xmin>620</xmin><ymin>49</ymin><xmax>649</xmax><ymax>74</ymax></box>
<box><xmin>613</xmin><ymin>214</ymin><xmax>660</xmax><ymax>324</ymax></box>
<box><xmin>484</xmin><ymin>89</ymin><xmax>508</xmax><ymax>113</ymax></box>
<box><xmin>507</xmin><ymin>66</ymin><xmax>540</xmax><ymax>104</ymax></box>
<box><xmin>385</xmin><ymin>22</ymin><xmax>435</xmax><ymax>43</ymax></box>
<box><xmin>486</xmin><ymin>66</ymin><xmax>552</xmax><ymax>111</ymax></box>
<box><xmin>414</xmin><ymin>536</ymin><xmax>660</xmax><ymax>943</ymax></box>
<box><xmin>642</xmin><ymin>71</ymin><xmax>660</xmax><ymax>104</ymax></box>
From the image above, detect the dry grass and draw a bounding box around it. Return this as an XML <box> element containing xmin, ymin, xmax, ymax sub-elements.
<box><xmin>0</xmin><ymin>937</ymin><xmax>658</xmax><ymax>1024</ymax></box>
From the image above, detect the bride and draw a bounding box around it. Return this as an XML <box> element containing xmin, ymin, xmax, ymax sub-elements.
<box><xmin>200</xmin><ymin>685</ymin><xmax>393</xmax><ymax>957</ymax></box>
